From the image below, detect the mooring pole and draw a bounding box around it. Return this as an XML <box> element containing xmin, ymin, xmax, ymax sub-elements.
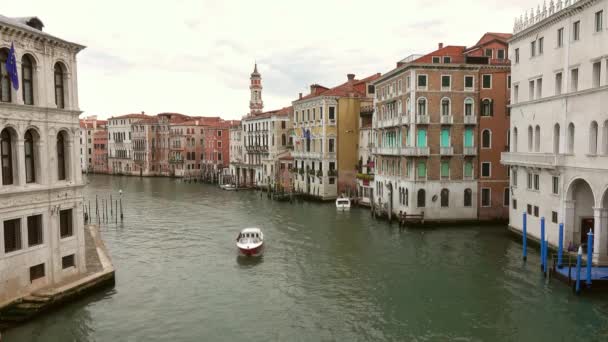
<box><xmin>586</xmin><ymin>229</ymin><xmax>594</xmax><ymax>287</ymax></box>
<box><xmin>110</xmin><ymin>194</ymin><xmax>113</xmax><ymax>217</ymax></box>
<box><xmin>540</xmin><ymin>217</ymin><xmax>545</xmax><ymax>271</ymax></box>
<box><xmin>522</xmin><ymin>212</ymin><xmax>528</xmax><ymax>261</ymax></box>
<box><xmin>543</xmin><ymin>235</ymin><xmax>549</xmax><ymax>276</ymax></box>
<box><xmin>575</xmin><ymin>246</ymin><xmax>582</xmax><ymax>294</ymax></box>
<box><xmin>558</xmin><ymin>222</ymin><xmax>564</xmax><ymax>269</ymax></box>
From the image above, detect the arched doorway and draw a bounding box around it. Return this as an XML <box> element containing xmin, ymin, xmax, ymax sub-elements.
<box><xmin>565</xmin><ymin>179</ymin><xmax>595</xmax><ymax>249</ymax></box>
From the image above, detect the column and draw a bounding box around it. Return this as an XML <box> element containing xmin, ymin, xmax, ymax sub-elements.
<box><xmin>564</xmin><ymin>199</ymin><xmax>576</xmax><ymax>245</ymax></box>
<box><xmin>593</xmin><ymin>207</ymin><xmax>608</xmax><ymax>265</ymax></box>
<box><xmin>16</xmin><ymin>138</ymin><xmax>25</xmax><ymax>186</ymax></box>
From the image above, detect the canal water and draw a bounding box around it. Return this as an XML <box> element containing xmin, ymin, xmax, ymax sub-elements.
<box><xmin>5</xmin><ymin>175</ymin><xmax>608</xmax><ymax>341</ymax></box>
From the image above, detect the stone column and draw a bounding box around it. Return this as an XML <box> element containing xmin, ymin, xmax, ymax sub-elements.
<box><xmin>564</xmin><ymin>199</ymin><xmax>576</xmax><ymax>245</ymax></box>
<box><xmin>16</xmin><ymin>138</ymin><xmax>25</xmax><ymax>186</ymax></box>
<box><xmin>593</xmin><ymin>207</ymin><xmax>608</xmax><ymax>265</ymax></box>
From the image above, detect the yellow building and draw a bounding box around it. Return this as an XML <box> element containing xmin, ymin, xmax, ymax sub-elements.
<box><xmin>292</xmin><ymin>73</ymin><xmax>380</xmax><ymax>200</ymax></box>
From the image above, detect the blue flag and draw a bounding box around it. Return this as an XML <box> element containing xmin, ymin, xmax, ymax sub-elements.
<box><xmin>6</xmin><ymin>42</ymin><xmax>19</xmax><ymax>90</ymax></box>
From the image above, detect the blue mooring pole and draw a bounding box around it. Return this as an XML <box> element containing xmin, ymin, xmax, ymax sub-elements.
<box><xmin>544</xmin><ymin>235</ymin><xmax>549</xmax><ymax>276</ymax></box>
<box><xmin>540</xmin><ymin>217</ymin><xmax>546</xmax><ymax>271</ymax></box>
<box><xmin>522</xmin><ymin>212</ymin><xmax>528</xmax><ymax>261</ymax></box>
<box><xmin>557</xmin><ymin>223</ymin><xmax>564</xmax><ymax>269</ymax></box>
<box><xmin>586</xmin><ymin>229</ymin><xmax>594</xmax><ymax>287</ymax></box>
<box><xmin>575</xmin><ymin>246</ymin><xmax>582</xmax><ymax>294</ymax></box>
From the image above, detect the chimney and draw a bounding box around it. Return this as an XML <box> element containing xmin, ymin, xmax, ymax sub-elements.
<box><xmin>438</xmin><ymin>43</ymin><xmax>444</xmax><ymax>49</ymax></box>
<box><xmin>141</xmin><ymin>111</ymin><xmax>145</xmax><ymax>115</ymax></box>
<box><xmin>299</xmin><ymin>92</ymin><xmax>302</xmax><ymax>100</ymax></box>
<box><xmin>347</xmin><ymin>73</ymin><xmax>355</xmax><ymax>81</ymax></box>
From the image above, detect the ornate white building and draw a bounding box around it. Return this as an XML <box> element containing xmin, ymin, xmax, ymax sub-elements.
<box><xmin>503</xmin><ymin>0</ymin><xmax>608</xmax><ymax>263</ymax></box>
<box><xmin>0</xmin><ymin>15</ymin><xmax>87</xmax><ymax>303</ymax></box>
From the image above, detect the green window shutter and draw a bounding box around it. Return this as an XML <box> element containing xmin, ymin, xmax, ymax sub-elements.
<box><xmin>464</xmin><ymin>161</ymin><xmax>473</xmax><ymax>177</ymax></box>
<box><xmin>464</xmin><ymin>128</ymin><xmax>473</xmax><ymax>147</ymax></box>
<box><xmin>441</xmin><ymin>161</ymin><xmax>449</xmax><ymax>177</ymax></box>
<box><xmin>417</xmin><ymin>129</ymin><xmax>427</xmax><ymax>147</ymax></box>
<box><xmin>418</xmin><ymin>162</ymin><xmax>426</xmax><ymax>178</ymax></box>
<box><xmin>441</xmin><ymin>128</ymin><xmax>450</xmax><ymax>147</ymax></box>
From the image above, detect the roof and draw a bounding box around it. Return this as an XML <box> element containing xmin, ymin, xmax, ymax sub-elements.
<box><xmin>411</xmin><ymin>45</ymin><xmax>466</xmax><ymax>64</ymax></box>
<box><xmin>110</xmin><ymin>113</ymin><xmax>150</xmax><ymax>120</ymax></box>
<box><xmin>0</xmin><ymin>15</ymin><xmax>85</xmax><ymax>51</ymax></box>
<box><xmin>464</xmin><ymin>32</ymin><xmax>512</xmax><ymax>53</ymax></box>
<box><xmin>243</xmin><ymin>106</ymin><xmax>293</xmax><ymax>121</ymax></box>
<box><xmin>295</xmin><ymin>74</ymin><xmax>380</xmax><ymax>102</ymax></box>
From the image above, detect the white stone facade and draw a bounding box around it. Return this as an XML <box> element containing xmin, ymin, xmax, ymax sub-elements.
<box><xmin>0</xmin><ymin>16</ymin><xmax>87</xmax><ymax>303</ymax></box>
<box><xmin>503</xmin><ymin>0</ymin><xmax>608</xmax><ymax>263</ymax></box>
<box><xmin>108</xmin><ymin>115</ymin><xmax>145</xmax><ymax>175</ymax></box>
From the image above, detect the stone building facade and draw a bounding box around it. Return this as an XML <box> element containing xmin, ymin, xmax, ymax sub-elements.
<box><xmin>0</xmin><ymin>15</ymin><xmax>87</xmax><ymax>303</ymax></box>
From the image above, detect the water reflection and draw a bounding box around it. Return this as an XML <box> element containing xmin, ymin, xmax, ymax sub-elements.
<box><xmin>236</xmin><ymin>255</ymin><xmax>265</xmax><ymax>268</ymax></box>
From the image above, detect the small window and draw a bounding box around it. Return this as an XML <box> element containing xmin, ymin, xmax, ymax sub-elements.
<box><xmin>557</xmin><ymin>27</ymin><xmax>564</xmax><ymax>47</ymax></box>
<box><xmin>464</xmin><ymin>76</ymin><xmax>474</xmax><ymax>89</ymax></box>
<box><xmin>497</xmin><ymin>49</ymin><xmax>505</xmax><ymax>60</ymax></box>
<box><xmin>4</xmin><ymin>218</ymin><xmax>22</xmax><ymax>253</ymax></box>
<box><xmin>432</xmin><ymin>56</ymin><xmax>440</xmax><ymax>63</ymax></box>
<box><xmin>30</xmin><ymin>263</ymin><xmax>45</xmax><ymax>282</ymax></box>
<box><xmin>482</xmin><ymin>130</ymin><xmax>491</xmax><ymax>148</ymax></box>
<box><xmin>62</xmin><ymin>254</ymin><xmax>75</xmax><ymax>269</ymax></box>
<box><xmin>515</xmin><ymin>48</ymin><xmax>520</xmax><ymax>63</ymax></box>
<box><xmin>552</xmin><ymin>176</ymin><xmax>559</xmax><ymax>194</ymax></box>
<box><xmin>328</xmin><ymin>107</ymin><xmax>335</xmax><ymax>121</ymax></box>
<box><xmin>573</xmin><ymin>21</ymin><xmax>580</xmax><ymax>41</ymax></box>
<box><xmin>367</xmin><ymin>85</ymin><xmax>375</xmax><ymax>94</ymax></box>
<box><xmin>482</xmin><ymin>75</ymin><xmax>492</xmax><ymax>89</ymax></box>
<box><xmin>417</xmin><ymin>189</ymin><xmax>426</xmax><ymax>208</ymax></box>
<box><xmin>538</xmin><ymin>37</ymin><xmax>544</xmax><ymax>55</ymax></box>
<box><xmin>464</xmin><ymin>188</ymin><xmax>472</xmax><ymax>207</ymax></box>
<box><xmin>481</xmin><ymin>188</ymin><xmax>491</xmax><ymax>207</ymax></box>
<box><xmin>60</xmin><ymin>209</ymin><xmax>73</xmax><ymax>238</ymax></box>
<box><xmin>513</xmin><ymin>199</ymin><xmax>518</xmax><ymax>210</ymax></box>
<box><xmin>440</xmin><ymin>189</ymin><xmax>449</xmax><ymax>207</ymax></box>
<box><xmin>552</xmin><ymin>211</ymin><xmax>558</xmax><ymax>223</ymax></box>
<box><xmin>481</xmin><ymin>162</ymin><xmax>491</xmax><ymax>177</ymax></box>
<box><xmin>527</xmin><ymin>204</ymin><xmax>532</xmax><ymax>215</ymax></box>
<box><xmin>534</xmin><ymin>206</ymin><xmax>539</xmax><ymax>217</ymax></box>
<box><xmin>555</xmin><ymin>72</ymin><xmax>563</xmax><ymax>95</ymax></box>
<box><xmin>441</xmin><ymin>75</ymin><xmax>451</xmax><ymax>89</ymax></box>
<box><xmin>417</xmin><ymin>75</ymin><xmax>427</xmax><ymax>88</ymax></box>
<box><xmin>534</xmin><ymin>174</ymin><xmax>540</xmax><ymax>190</ymax></box>
<box><xmin>484</xmin><ymin>48</ymin><xmax>493</xmax><ymax>58</ymax></box>
<box><xmin>570</xmin><ymin>68</ymin><xmax>579</xmax><ymax>92</ymax></box>
<box><xmin>443</xmin><ymin>56</ymin><xmax>451</xmax><ymax>64</ymax></box>
<box><xmin>27</xmin><ymin>214</ymin><xmax>43</xmax><ymax>247</ymax></box>
<box><xmin>531</xmin><ymin>41</ymin><xmax>536</xmax><ymax>57</ymax></box>
<box><xmin>596</xmin><ymin>10</ymin><xmax>604</xmax><ymax>32</ymax></box>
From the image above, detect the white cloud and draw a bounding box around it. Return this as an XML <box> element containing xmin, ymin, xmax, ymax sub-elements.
<box><xmin>4</xmin><ymin>0</ymin><xmax>531</xmax><ymax>120</ymax></box>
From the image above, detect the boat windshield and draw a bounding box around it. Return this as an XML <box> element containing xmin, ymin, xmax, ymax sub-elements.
<box><xmin>337</xmin><ymin>200</ymin><xmax>349</xmax><ymax>205</ymax></box>
<box><xmin>239</xmin><ymin>232</ymin><xmax>261</xmax><ymax>244</ymax></box>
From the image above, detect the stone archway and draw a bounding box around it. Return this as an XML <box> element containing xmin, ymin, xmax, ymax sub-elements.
<box><xmin>564</xmin><ymin>178</ymin><xmax>596</xmax><ymax>254</ymax></box>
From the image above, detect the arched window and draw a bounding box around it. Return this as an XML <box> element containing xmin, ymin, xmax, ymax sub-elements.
<box><xmin>417</xmin><ymin>98</ymin><xmax>427</xmax><ymax>116</ymax></box>
<box><xmin>22</xmin><ymin>55</ymin><xmax>34</xmax><ymax>105</ymax></box>
<box><xmin>603</xmin><ymin>120</ymin><xmax>608</xmax><ymax>155</ymax></box>
<box><xmin>1</xmin><ymin>128</ymin><xmax>15</xmax><ymax>185</ymax></box>
<box><xmin>481</xmin><ymin>99</ymin><xmax>493</xmax><ymax>116</ymax></box>
<box><xmin>440</xmin><ymin>188</ymin><xmax>449</xmax><ymax>207</ymax></box>
<box><xmin>528</xmin><ymin>125</ymin><xmax>533</xmax><ymax>152</ymax></box>
<box><xmin>0</xmin><ymin>48</ymin><xmax>12</xmax><ymax>103</ymax></box>
<box><xmin>513</xmin><ymin>127</ymin><xmax>518</xmax><ymax>152</ymax></box>
<box><xmin>54</xmin><ymin>63</ymin><xmax>65</xmax><ymax>109</ymax></box>
<box><xmin>464</xmin><ymin>98</ymin><xmax>474</xmax><ymax>116</ymax></box>
<box><xmin>534</xmin><ymin>125</ymin><xmax>541</xmax><ymax>152</ymax></box>
<box><xmin>24</xmin><ymin>130</ymin><xmax>36</xmax><ymax>183</ymax></box>
<box><xmin>482</xmin><ymin>129</ymin><xmax>491</xmax><ymax>148</ymax></box>
<box><xmin>464</xmin><ymin>188</ymin><xmax>472</xmax><ymax>207</ymax></box>
<box><xmin>589</xmin><ymin>121</ymin><xmax>598</xmax><ymax>155</ymax></box>
<box><xmin>441</xmin><ymin>98</ymin><xmax>450</xmax><ymax>116</ymax></box>
<box><xmin>57</xmin><ymin>131</ymin><xmax>67</xmax><ymax>180</ymax></box>
<box><xmin>417</xmin><ymin>189</ymin><xmax>426</xmax><ymax>207</ymax></box>
<box><xmin>553</xmin><ymin>123</ymin><xmax>560</xmax><ymax>154</ymax></box>
<box><xmin>567</xmin><ymin>123</ymin><xmax>575</xmax><ymax>154</ymax></box>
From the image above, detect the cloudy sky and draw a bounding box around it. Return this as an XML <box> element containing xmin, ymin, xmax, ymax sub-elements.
<box><xmin>6</xmin><ymin>0</ymin><xmax>530</xmax><ymax>120</ymax></box>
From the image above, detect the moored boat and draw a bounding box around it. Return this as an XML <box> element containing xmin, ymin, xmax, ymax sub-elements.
<box><xmin>236</xmin><ymin>227</ymin><xmax>264</xmax><ymax>256</ymax></box>
<box><xmin>221</xmin><ymin>184</ymin><xmax>237</xmax><ymax>191</ymax></box>
<box><xmin>336</xmin><ymin>197</ymin><xmax>351</xmax><ymax>211</ymax></box>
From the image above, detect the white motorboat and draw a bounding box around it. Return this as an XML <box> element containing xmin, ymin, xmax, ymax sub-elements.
<box><xmin>221</xmin><ymin>184</ymin><xmax>237</xmax><ymax>191</ymax></box>
<box><xmin>336</xmin><ymin>197</ymin><xmax>351</xmax><ymax>211</ymax></box>
<box><xmin>236</xmin><ymin>227</ymin><xmax>264</xmax><ymax>256</ymax></box>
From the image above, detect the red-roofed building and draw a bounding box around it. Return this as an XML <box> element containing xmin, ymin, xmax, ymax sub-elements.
<box><xmin>371</xmin><ymin>32</ymin><xmax>511</xmax><ymax>222</ymax></box>
<box><xmin>79</xmin><ymin>116</ymin><xmax>107</xmax><ymax>173</ymax></box>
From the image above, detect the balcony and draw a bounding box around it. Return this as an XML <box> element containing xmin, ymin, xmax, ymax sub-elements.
<box><xmin>416</xmin><ymin>115</ymin><xmax>429</xmax><ymax>124</ymax></box>
<box><xmin>292</xmin><ymin>151</ymin><xmax>321</xmax><ymax>159</ymax></box>
<box><xmin>440</xmin><ymin>146</ymin><xmax>454</xmax><ymax>156</ymax></box>
<box><xmin>416</xmin><ymin>147</ymin><xmax>430</xmax><ymax>156</ymax></box>
<box><xmin>402</xmin><ymin>147</ymin><xmax>416</xmax><ymax>155</ymax></box>
<box><xmin>376</xmin><ymin>117</ymin><xmax>401</xmax><ymax>128</ymax></box>
<box><xmin>440</xmin><ymin>115</ymin><xmax>453</xmax><ymax>125</ymax></box>
<box><xmin>324</xmin><ymin>152</ymin><xmax>336</xmax><ymax>160</ymax></box>
<box><xmin>501</xmin><ymin>152</ymin><xmax>563</xmax><ymax>169</ymax></box>
<box><xmin>464</xmin><ymin>115</ymin><xmax>477</xmax><ymax>125</ymax></box>
<box><xmin>375</xmin><ymin>147</ymin><xmax>401</xmax><ymax>156</ymax></box>
<box><xmin>463</xmin><ymin>146</ymin><xmax>477</xmax><ymax>156</ymax></box>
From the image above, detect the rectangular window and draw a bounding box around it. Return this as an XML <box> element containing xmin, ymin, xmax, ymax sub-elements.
<box><xmin>570</xmin><ymin>68</ymin><xmax>579</xmax><ymax>92</ymax></box>
<box><xmin>536</xmin><ymin>78</ymin><xmax>543</xmax><ymax>99</ymax></box>
<box><xmin>555</xmin><ymin>72</ymin><xmax>563</xmax><ymax>95</ymax></box>
<box><xmin>417</xmin><ymin>75</ymin><xmax>427</xmax><ymax>89</ymax></box>
<box><xmin>62</xmin><ymin>254</ymin><xmax>75</xmax><ymax>269</ymax></box>
<box><xmin>481</xmin><ymin>162</ymin><xmax>491</xmax><ymax>177</ymax></box>
<box><xmin>497</xmin><ymin>49</ymin><xmax>505</xmax><ymax>60</ymax></box>
<box><xmin>552</xmin><ymin>176</ymin><xmax>559</xmax><ymax>195</ymax></box>
<box><xmin>514</xmin><ymin>85</ymin><xmax>519</xmax><ymax>103</ymax></box>
<box><xmin>513</xmin><ymin>169</ymin><xmax>518</xmax><ymax>187</ymax></box>
<box><xmin>527</xmin><ymin>204</ymin><xmax>532</xmax><ymax>215</ymax></box>
<box><xmin>503</xmin><ymin>188</ymin><xmax>510</xmax><ymax>206</ymax></box>
<box><xmin>534</xmin><ymin>206</ymin><xmax>539</xmax><ymax>217</ymax></box>
<box><xmin>328</xmin><ymin>138</ymin><xmax>335</xmax><ymax>153</ymax></box>
<box><xmin>552</xmin><ymin>211</ymin><xmax>558</xmax><ymax>223</ymax></box>
<box><xmin>538</xmin><ymin>37</ymin><xmax>544</xmax><ymax>54</ymax></box>
<box><xmin>593</xmin><ymin>61</ymin><xmax>601</xmax><ymax>88</ymax></box>
<box><xmin>530</xmin><ymin>40</ymin><xmax>536</xmax><ymax>57</ymax></box>
<box><xmin>417</xmin><ymin>129</ymin><xmax>427</xmax><ymax>148</ymax></box>
<box><xmin>440</xmin><ymin>161</ymin><xmax>449</xmax><ymax>179</ymax></box>
<box><xmin>217</xmin><ymin>141</ymin><xmax>222</xmax><ymax>148</ymax></box>
<box><xmin>440</xmin><ymin>128</ymin><xmax>450</xmax><ymax>147</ymax></box>
<box><xmin>464</xmin><ymin>161</ymin><xmax>473</xmax><ymax>179</ymax></box>
<box><xmin>443</xmin><ymin>56</ymin><xmax>451</xmax><ymax>64</ymax></box>
<box><xmin>534</xmin><ymin>174</ymin><xmax>540</xmax><ymax>190</ymax></box>
<box><xmin>464</xmin><ymin>128</ymin><xmax>474</xmax><ymax>147</ymax></box>
<box><xmin>507</xmin><ymin>75</ymin><xmax>511</xmax><ymax>88</ymax></box>
<box><xmin>557</xmin><ymin>27</ymin><xmax>564</xmax><ymax>47</ymax></box>
<box><xmin>481</xmin><ymin>188</ymin><xmax>491</xmax><ymax>207</ymax></box>
<box><xmin>485</xmin><ymin>48</ymin><xmax>493</xmax><ymax>58</ymax></box>
<box><xmin>417</xmin><ymin>161</ymin><xmax>426</xmax><ymax>178</ymax></box>
<box><xmin>515</xmin><ymin>48</ymin><xmax>520</xmax><ymax>63</ymax></box>
<box><xmin>529</xmin><ymin>80</ymin><xmax>535</xmax><ymax>100</ymax></box>
<box><xmin>482</xmin><ymin>74</ymin><xmax>492</xmax><ymax>89</ymax></box>
<box><xmin>513</xmin><ymin>199</ymin><xmax>518</xmax><ymax>210</ymax></box>
<box><xmin>596</xmin><ymin>10</ymin><xmax>604</xmax><ymax>32</ymax></box>
<box><xmin>328</xmin><ymin>107</ymin><xmax>335</xmax><ymax>121</ymax></box>
<box><xmin>30</xmin><ymin>263</ymin><xmax>45</xmax><ymax>282</ymax></box>
<box><xmin>4</xmin><ymin>218</ymin><xmax>22</xmax><ymax>253</ymax></box>
<box><xmin>432</xmin><ymin>56</ymin><xmax>440</xmax><ymax>63</ymax></box>
<box><xmin>464</xmin><ymin>76</ymin><xmax>474</xmax><ymax>89</ymax></box>
<box><xmin>60</xmin><ymin>209</ymin><xmax>73</xmax><ymax>238</ymax></box>
<box><xmin>27</xmin><ymin>214</ymin><xmax>43</xmax><ymax>247</ymax></box>
<box><xmin>441</xmin><ymin>75</ymin><xmax>451</xmax><ymax>89</ymax></box>
<box><xmin>573</xmin><ymin>21</ymin><xmax>580</xmax><ymax>41</ymax></box>
<box><xmin>527</xmin><ymin>172</ymin><xmax>533</xmax><ymax>189</ymax></box>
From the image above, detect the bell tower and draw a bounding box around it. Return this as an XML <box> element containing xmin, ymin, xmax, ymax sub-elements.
<box><xmin>249</xmin><ymin>63</ymin><xmax>263</xmax><ymax>115</ymax></box>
